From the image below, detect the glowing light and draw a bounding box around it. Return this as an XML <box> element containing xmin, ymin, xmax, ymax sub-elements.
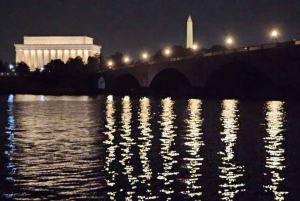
<box><xmin>164</xmin><ymin>48</ymin><xmax>171</xmax><ymax>56</ymax></box>
<box><xmin>104</xmin><ymin>94</ymin><xmax>117</xmax><ymax>200</ymax></box>
<box><xmin>218</xmin><ymin>100</ymin><xmax>245</xmax><ymax>200</ymax></box>
<box><xmin>180</xmin><ymin>99</ymin><xmax>204</xmax><ymax>198</ymax></box>
<box><xmin>137</xmin><ymin>97</ymin><xmax>153</xmax><ymax>197</ymax></box>
<box><xmin>271</xmin><ymin>30</ymin><xmax>279</xmax><ymax>38</ymax></box>
<box><xmin>264</xmin><ymin>101</ymin><xmax>288</xmax><ymax>200</ymax></box>
<box><xmin>142</xmin><ymin>53</ymin><xmax>148</xmax><ymax>60</ymax></box>
<box><xmin>119</xmin><ymin>95</ymin><xmax>137</xmax><ymax>200</ymax></box>
<box><xmin>108</xmin><ymin>60</ymin><xmax>113</xmax><ymax>67</ymax></box>
<box><xmin>107</xmin><ymin>95</ymin><xmax>113</xmax><ymax>101</ymax></box>
<box><xmin>226</xmin><ymin>37</ymin><xmax>233</xmax><ymax>45</ymax></box>
<box><xmin>192</xmin><ymin>44</ymin><xmax>198</xmax><ymax>50</ymax></box>
<box><xmin>124</xmin><ymin>56</ymin><xmax>130</xmax><ymax>63</ymax></box>
<box><xmin>9</xmin><ymin>64</ymin><xmax>14</xmax><ymax>69</ymax></box>
<box><xmin>157</xmin><ymin>98</ymin><xmax>179</xmax><ymax>199</ymax></box>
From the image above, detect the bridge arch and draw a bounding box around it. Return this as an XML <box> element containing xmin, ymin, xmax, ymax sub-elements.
<box><xmin>98</xmin><ymin>77</ymin><xmax>105</xmax><ymax>89</ymax></box>
<box><xmin>204</xmin><ymin>61</ymin><xmax>273</xmax><ymax>98</ymax></box>
<box><xmin>149</xmin><ymin>68</ymin><xmax>192</xmax><ymax>96</ymax></box>
<box><xmin>112</xmin><ymin>73</ymin><xmax>140</xmax><ymax>94</ymax></box>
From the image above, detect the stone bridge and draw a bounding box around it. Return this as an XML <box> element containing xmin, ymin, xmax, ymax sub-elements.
<box><xmin>96</xmin><ymin>40</ymin><xmax>300</xmax><ymax>98</ymax></box>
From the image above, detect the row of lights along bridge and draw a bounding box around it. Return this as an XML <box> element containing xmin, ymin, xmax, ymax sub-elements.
<box><xmin>107</xmin><ymin>29</ymin><xmax>279</xmax><ymax>68</ymax></box>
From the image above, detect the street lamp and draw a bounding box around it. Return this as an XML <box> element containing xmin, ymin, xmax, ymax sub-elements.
<box><xmin>108</xmin><ymin>60</ymin><xmax>113</xmax><ymax>68</ymax></box>
<box><xmin>226</xmin><ymin>37</ymin><xmax>233</xmax><ymax>45</ymax></box>
<box><xmin>271</xmin><ymin>30</ymin><xmax>279</xmax><ymax>42</ymax></box>
<box><xmin>192</xmin><ymin>44</ymin><xmax>198</xmax><ymax>50</ymax></box>
<box><xmin>142</xmin><ymin>53</ymin><xmax>148</xmax><ymax>60</ymax></box>
<box><xmin>164</xmin><ymin>48</ymin><xmax>171</xmax><ymax>56</ymax></box>
<box><xmin>124</xmin><ymin>56</ymin><xmax>130</xmax><ymax>64</ymax></box>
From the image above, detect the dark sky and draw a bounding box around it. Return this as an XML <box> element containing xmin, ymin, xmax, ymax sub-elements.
<box><xmin>1</xmin><ymin>0</ymin><xmax>300</xmax><ymax>62</ymax></box>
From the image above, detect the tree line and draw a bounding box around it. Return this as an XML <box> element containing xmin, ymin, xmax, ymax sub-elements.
<box><xmin>0</xmin><ymin>44</ymin><xmax>227</xmax><ymax>75</ymax></box>
<box><xmin>0</xmin><ymin>55</ymin><xmax>101</xmax><ymax>76</ymax></box>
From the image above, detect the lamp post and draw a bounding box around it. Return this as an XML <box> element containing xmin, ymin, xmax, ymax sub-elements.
<box><xmin>192</xmin><ymin>44</ymin><xmax>198</xmax><ymax>50</ymax></box>
<box><xmin>142</xmin><ymin>53</ymin><xmax>148</xmax><ymax>61</ymax></box>
<box><xmin>108</xmin><ymin>60</ymin><xmax>113</xmax><ymax>69</ymax></box>
<box><xmin>124</xmin><ymin>56</ymin><xmax>130</xmax><ymax>64</ymax></box>
<box><xmin>226</xmin><ymin>37</ymin><xmax>233</xmax><ymax>45</ymax></box>
<box><xmin>164</xmin><ymin>48</ymin><xmax>171</xmax><ymax>60</ymax></box>
<box><xmin>271</xmin><ymin>30</ymin><xmax>278</xmax><ymax>42</ymax></box>
<box><xmin>225</xmin><ymin>37</ymin><xmax>234</xmax><ymax>49</ymax></box>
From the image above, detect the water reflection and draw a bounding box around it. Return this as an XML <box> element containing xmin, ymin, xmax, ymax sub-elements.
<box><xmin>157</xmin><ymin>98</ymin><xmax>179</xmax><ymax>200</ymax></box>
<box><xmin>181</xmin><ymin>99</ymin><xmax>204</xmax><ymax>198</ymax></box>
<box><xmin>4</xmin><ymin>95</ymin><xmax>16</xmax><ymax>199</ymax></box>
<box><xmin>137</xmin><ymin>97</ymin><xmax>156</xmax><ymax>200</ymax></box>
<box><xmin>218</xmin><ymin>100</ymin><xmax>245</xmax><ymax>200</ymax></box>
<box><xmin>8</xmin><ymin>95</ymin><xmax>104</xmax><ymax>200</ymax></box>
<box><xmin>104</xmin><ymin>95</ymin><xmax>118</xmax><ymax>200</ymax></box>
<box><xmin>0</xmin><ymin>95</ymin><xmax>296</xmax><ymax>200</ymax></box>
<box><xmin>119</xmin><ymin>96</ymin><xmax>138</xmax><ymax>200</ymax></box>
<box><xmin>264</xmin><ymin>101</ymin><xmax>287</xmax><ymax>200</ymax></box>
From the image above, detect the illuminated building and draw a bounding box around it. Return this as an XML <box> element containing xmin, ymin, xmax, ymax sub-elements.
<box><xmin>14</xmin><ymin>36</ymin><xmax>101</xmax><ymax>71</ymax></box>
<box><xmin>186</xmin><ymin>16</ymin><xmax>193</xmax><ymax>48</ymax></box>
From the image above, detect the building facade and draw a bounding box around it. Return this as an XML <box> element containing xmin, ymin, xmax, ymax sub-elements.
<box><xmin>14</xmin><ymin>36</ymin><xmax>101</xmax><ymax>71</ymax></box>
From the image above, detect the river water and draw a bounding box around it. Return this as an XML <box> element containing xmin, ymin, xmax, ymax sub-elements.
<box><xmin>0</xmin><ymin>94</ymin><xmax>299</xmax><ymax>200</ymax></box>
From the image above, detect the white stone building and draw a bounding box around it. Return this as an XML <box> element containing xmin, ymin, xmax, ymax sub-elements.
<box><xmin>14</xmin><ymin>36</ymin><xmax>101</xmax><ymax>71</ymax></box>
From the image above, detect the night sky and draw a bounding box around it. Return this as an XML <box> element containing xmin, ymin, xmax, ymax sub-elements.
<box><xmin>1</xmin><ymin>0</ymin><xmax>300</xmax><ymax>62</ymax></box>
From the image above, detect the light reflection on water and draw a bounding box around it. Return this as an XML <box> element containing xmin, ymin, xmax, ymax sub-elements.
<box><xmin>0</xmin><ymin>95</ymin><xmax>293</xmax><ymax>200</ymax></box>
<box><xmin>104</xmin><ymin>95</ymin><xmax>117</xmax><ymax>200</ymax></box>
<box><xmin>4</xmin><ymin>95</ymin><xmax>16</xmax><ymax>199</ymax></box>
<box><xmin>180</xmin><ymin>99</ymin><xmax>204</xmax><ymax>198</ymax></box>
<box><xmin>157</xmin><ymin>97</ymin><xmax>179</xmax><ymax>200</ymax></box>
<box><xmin>137</xmin><ymin>97</ymin><xmax>156</xmax><ymax>200</ymax></box>
<box><xmin>6</xmin><ymin>95</ymin><xmax>105</xmax><ymax>200</ymax></box>
<box><xmin>264</xmin><ymin>101</ymin><xmax>287</xmax><ymax>200</ymax></box>
<box><xmin>119</xmin><ymin>96</ymin><xmax>138</xmax><ymax>200</ymax></box>
<box><xmin>218</xmin><ymin>100</ymin><xmax>245</xmax><ymax>200</ymax></box>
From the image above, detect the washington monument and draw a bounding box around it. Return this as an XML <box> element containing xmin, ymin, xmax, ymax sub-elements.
<box><xmin>186</xmin><ymin>15</ymin><xmax>193</xmax><ymax>48</ymax></box>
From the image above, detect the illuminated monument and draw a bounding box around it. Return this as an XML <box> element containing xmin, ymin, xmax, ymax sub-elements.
<box><xmin>14</xmin><ymin>36</ymin><xmax>101</xmax><ymax>71</ymax></box>
<box><xmin>186</xmin><ymin>15</ymin><xmax>193</xmax><ymax>49</ymax></box>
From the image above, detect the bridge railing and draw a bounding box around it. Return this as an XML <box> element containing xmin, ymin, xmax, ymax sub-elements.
<box><xmin>0</xmin><ymin>72</ymin><xmax>18</xmax><ymax>76</ymax></box>
<box><xmin>100</xmin><ymin>39</ymin><xmax>300</xmax><ymax>72</ymax></box>
<box><xmin>202</xmin><ymin>39</ymin><xmax>300</xmax><ymax>57</ymax></box>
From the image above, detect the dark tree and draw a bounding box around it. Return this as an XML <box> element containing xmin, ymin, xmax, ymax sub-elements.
<box><xmin>15</xmin><ymin>62</ymin><xmax>30</xmax><ymax>75</ymax></box>
<box><xmin>108</xmin><ymin>52</ymin><xmax>124</xmax><ymax>68</ymax></box>
<box><xmin>66</xmin><ymin>56</ymin><xmax>85</xmax><ymax>74</ymax></box>
<box><xmin>0</xmin><ymin>60</ymin><xmax>9</xmax><ymax>72</ymax></box>
<box><xmin>205</xmin><ymin>45</ymin><xmax>227</xmax><ymax>53</ymax></box>
<box><xmin>173</xmin><ymin>45</ymin><xmax>194</xmax><ymax>57</ymax></box>
<box><xmin>43</xmin><ymin>59</ymin><xmax>65</xmax><ymax>74</ymax></box>
<box><xmin>99</xmin><ymin>53</ymin><xmax>106</xmax><ymax>71</ymax></box>
<box><xmin>151</xmin><ymin>49</ymin><xmax>164</xmax><ymax>62</ymax></box>
<box><xmin>86</xmin><ymin>56</ymin><xmax>99</xmax><ymax>73</ymax></box>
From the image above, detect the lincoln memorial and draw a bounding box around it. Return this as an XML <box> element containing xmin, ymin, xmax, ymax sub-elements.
<box><xmin>14</xmin><ymin>36</ymin><xmax>101</xmax><ymax>71</ymax></box>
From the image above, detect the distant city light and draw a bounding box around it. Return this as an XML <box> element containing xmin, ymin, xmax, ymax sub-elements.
<box><xmin>124</xmin><ymin>56</ymin><xmax>130</xmax><ymax>63</ymax></box>
<box><xmin>142</xmin><ymin>53</ymin><xmax>148</xmax><ymax>60</ymax></box>
<box><xmin>164</xmin><ymin>48</ymin><xmax>171</xmax><ymax>56</ymax></box>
